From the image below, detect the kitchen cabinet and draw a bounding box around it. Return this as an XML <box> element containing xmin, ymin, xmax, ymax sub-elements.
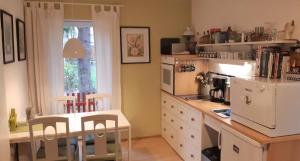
<box><xmin>220</xmin><ymin>126</ymin><xmax>267</xmax><ymax>161</ymax></box>
<box><xmin>161</xmin><ymin>91</ymin><xmax>300</xmax><ymax>161</ymax></box>
<box><xmin>161</xmin><ymin>92</ymin><xmax>203</xmax><ymax>161</ymax></box>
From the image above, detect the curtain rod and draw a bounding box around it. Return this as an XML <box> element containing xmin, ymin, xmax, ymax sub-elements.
<box><xmin>24</xmin><ymin>1</ymin><xmax>124</xmax><ymax>7</ymax></box>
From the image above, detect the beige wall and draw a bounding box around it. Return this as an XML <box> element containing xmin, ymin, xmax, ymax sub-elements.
<box><xmin>120</xmin><ymin>0</ymin><xmax>191</xmax><ymax>138</ymax></box>
<box><xmin>192</xmin><ymin>0</ymin><xmax>300</xmax><ymax>39</ymax></box>
<box><xmin>26</xmin><ymin>0</ymin><xmax>191</xmax><ymax>137</ymax></box>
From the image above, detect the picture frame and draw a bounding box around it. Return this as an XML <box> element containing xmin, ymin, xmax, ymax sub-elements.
<box><xmin>1</xmin><ymin>10</ymin><xmax>15</xmax><ymax>64</ymax></box>
<box><xmin>16</xmin><ymin>18</ymin><xmax>26</xmax><ymax>61</ymax></box>
<box><xmin>120</xmin><ymin>27</ymin><xmax>151</xmax><ymax>64</ymax></box>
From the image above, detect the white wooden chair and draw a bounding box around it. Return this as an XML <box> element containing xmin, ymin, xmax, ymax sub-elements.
<box><xmin>81</xmin><ymin>114</ymin><xmax>121</xmax><ymax>161</ymax></box>
<box><xmin>85</xmin><ymin>93</ymin><xmax>112</xmax><ymax>111</ymax></box>
<box><xmin>54</xmin><ymin>96</ymin><xmax>76</xmax><ymax>113</ymax></box>
<box><xmin>29</xmin><ymin>116</ymin><xmax>76</xmax><ymax>161</ymax></box>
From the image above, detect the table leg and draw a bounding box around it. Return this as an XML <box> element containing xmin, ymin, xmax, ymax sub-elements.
<box><xmin>128</xmin><ymin>126</ymin><xmax>132</xmax><ymax>161</ymax></box>
<box><xmin>15</xmin><ymin>143</ymin><xmax>19</xmax><ymax>161</ymax></box>
<box><xmin>118</xmin><ymin>131</ymin><xmax>122</xmax><ymax>144</ymax></box>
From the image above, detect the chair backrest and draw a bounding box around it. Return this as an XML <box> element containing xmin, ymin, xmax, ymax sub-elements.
<box><xmin>85</xmin><ymin>93</ymin><xmax>112</xmax><ymax>111</ymax></box>
<box><xmin>29</xmin><ymin>116</ymin><xmax>71</xmax><ymax>161</ymax></box>
<box><xmin>54</xmin><ymin>96</ymin><xmax>76</xmax><ymax>113</ymax></box>
<box><xmin>81</xmin><ymin>114</ymin><xmax>119</xmax><ymax>161</ymax></box>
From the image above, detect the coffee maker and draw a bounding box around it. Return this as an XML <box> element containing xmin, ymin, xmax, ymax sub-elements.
<box><xmin>209</xmin><ymin>76</ymin><xmax>227</xmax><ymax>103</ymax></box>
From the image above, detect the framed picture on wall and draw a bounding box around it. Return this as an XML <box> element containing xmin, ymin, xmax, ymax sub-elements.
<box><xmin>16</xmin><ymin>18</ymin><xmax>26</xmax><ymax>61</ymax></box>
<box><xmin>1</xmin><ymin>10</ymin><xmax>15</xmax><ymax>64</ymax></box>
<box><xmin>120</xmin><ymin>27</ymin><xmax>151</xmax><ymax>64</ymax></box>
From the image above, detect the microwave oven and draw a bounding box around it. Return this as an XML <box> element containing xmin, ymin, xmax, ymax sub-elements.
<box><xmin>161</xmin><ymin>55</ymin><xmax>206</xmax><ymax>95</ymax></box>
<box><xmin>230</xmin><ymin>77</ymin><xmax>300</xmax><ymax>137</ymax></box>
<box><xmin>160</xmin><ymin>38</ymin><xmax>188</xmax><ymax>55</ymax></box>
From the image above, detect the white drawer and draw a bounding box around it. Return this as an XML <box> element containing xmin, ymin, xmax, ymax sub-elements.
<box><xmin>161</xmin><ymin>93</ymin><xmax>178</xmax><ymax>114</ymax></box>
<box><xmin>173</xmin><ymin>118</ymin><xmax>201</xmax><ymax>146</ymax></box>
<box><xmin>178</xmin><ymin>139</ymin><xmax>201</xmax><ymax>161</ymax></box>
<box><xmin>175</xmin><ymin>132</ymin><xmax>201</xmax><ymax>161</ymax></box>
<box><xmin>166</xmin><ymin>114</ymin><xmax>177</xmax><ymax>128</ymax></box>
<box><xmin>162</xmin><ymin>120</ymin><xmax>178</xmax><ymax>148</ymax></box>
<box><xmin>187</xmin><ymin>107</ymin><xmax>202</xmax><ymax>131</ymax></box>
<box><xmin>221</xmin><ymin>126</ymin><xmax>263</xmax><ymax>161</ymax></box>
<box><xmin>174</xmin><ymin>102</ymin><xmax>190</xmax><ymax>121</ymax></box>
<box><xmin>186</xmin><ymin>125</ymin><xmax>202</xmax><ymax>146</ymax></box>
<box><xmin>167</xmin><ymin>129</ymin><xmax>178</xmax><ymax>149</ymax></box>
<box><xmin>161</xmin><ymin>93</ymin><xmax>170</xmax><ymax>108</ymax></box>
<box><xmin>176</xmin><ymin>103</ymin><xmax>202</xmax><ymax>131</ymax></box>
<box><xmin>161</xmin><ymin>107</ymin><xmax>168</xmax><ymax>121</ymax></box>
<box><xmin>184</xmin><ymin>143</ymin><xmax>202</xmax><ymax>161</ymax></box>
<box><xmin>175</xmin><ymin>136</ymin><xmax>186</xmax><ymax>160</ymax></box>
<box><xmin>161</xmin><ymin>119</ymin><xmax>169</xmax><ymax>140</ymax></box>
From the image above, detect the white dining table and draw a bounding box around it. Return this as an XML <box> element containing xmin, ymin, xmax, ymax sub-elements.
<box><xmin>9</xmin><ymin>110</ymin><xmax>132</xmax><ymax>161</ymax></box>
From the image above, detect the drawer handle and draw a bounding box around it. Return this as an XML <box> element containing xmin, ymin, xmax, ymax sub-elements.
<box><xmin>171</xmin><ymin>135</ymin><xmax>173</xmax><ymax>139</ymax></box>
<box><xmin>191</xmin><ymin>135</ymin><xmax>195</xmax><ymax>139</ymax></box>
<box><xmin>245</xmin><ymin>95</ymin><xmax>252</xmax><ymax>105</ymax></box>
<box><xmin>233</xmin><ymin>144</ymin><xmax>239</xmax><ymax>154</ymax></box>
<box><xmin>171</xmin><ymin>105</ymin><xmax>174</xmax><ymax>108</ymax></box>
<box><xmin>180</xmin><ymin>111</ymin><xmax>183</xmax><ymax>114</ymax></box>
<box><xmin>191</xmin><ymin>118</ymin><xmax>195</xmax><ymax>122</ymax></box>
<box><xmin>180</xmin><ymin>126</ymin><xmax>183</xmax><ymax>130</ymax></box>
<box><xmin>180</xmin><ymin>144</ymin><xmax>183</xmax><ymax>147</ymax></box>
<box><xmin>190</xmin><ymin>154</ymin><xmax>194</xmax><ymax>158</ymax></box>
<box><xmin>163</xmin><ymin>113</ymin><xmax>166</xmax><ymax>117</ymax></box>
<box><xmin>163</xmin><ymin>100</ymin><xmax>166</xmax><ymax>104</ymax></box>
<box><xmin>171</xmin><ymin>119</ymin><xmax>174</xmax><ymax>122</ymax></box>
<box><xmin>163</xmin><ymin>128</ymin><xmax>166</xmax><ymax>131</ymax></box>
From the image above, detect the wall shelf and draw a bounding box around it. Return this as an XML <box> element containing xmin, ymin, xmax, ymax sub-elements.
<box><xmin>197</xmin><ymin>58</ymin><xmax>256</xmax><ymax>65</ymax></box>
<box><xmin>196</xmin><ymin>40</ymin><xmax>297</xmax><ymax>47</ymax></box>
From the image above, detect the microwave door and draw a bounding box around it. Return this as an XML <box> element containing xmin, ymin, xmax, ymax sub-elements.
<box><xmin>161</xmin><ymin>64</ymin><xmax>174</xmax><ymax>94</ymax></box>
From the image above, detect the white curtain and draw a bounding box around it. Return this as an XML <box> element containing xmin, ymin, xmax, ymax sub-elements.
<box><xmin>92</xmin><ymin>6</ymin><xmax>122</xmax><ymax>110</ymax></box>
<box><xmin>25</xmin><ymin>2</ymin><xmax>65</xmax><ymax>115</ymax></box>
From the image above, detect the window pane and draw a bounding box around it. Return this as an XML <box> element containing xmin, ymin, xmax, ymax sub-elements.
<box><xmin>63</xmin><ymin>22</ymin><xmax>96</xmax><ymax>94</ymax></box>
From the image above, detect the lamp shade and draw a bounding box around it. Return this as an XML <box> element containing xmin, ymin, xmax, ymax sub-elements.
<box><xmin>183</xmin><ymin>27</ymin><xmax>194</xmax><ymax>36</ymax></box>
<box><xmin>63</xmin><ymin>38</ymin><xmax>85</xmax><ymax>59</ymax></box>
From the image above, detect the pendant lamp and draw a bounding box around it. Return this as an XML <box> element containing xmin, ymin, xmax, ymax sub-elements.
<box><xmin>63</xmin><ymin>38</ymin><xmax>85</xmax><ymax>58</ymax></box>
<box><xmin>63</xmin><ymin>1</ymin><xmax>85</xmax><ymax>59</ymax></box>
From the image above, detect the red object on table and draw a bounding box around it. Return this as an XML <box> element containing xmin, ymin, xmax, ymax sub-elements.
<box><xmin>65</xmin><ymin>92</ymin><xmax>96</xmax><ymax>113</ymax></box>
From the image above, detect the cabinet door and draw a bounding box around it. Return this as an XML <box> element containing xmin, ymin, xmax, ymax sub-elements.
<box><xmin>221</xmin><ymin>128</ymin><xmax>263</xmax><ymax>161</ymax></box>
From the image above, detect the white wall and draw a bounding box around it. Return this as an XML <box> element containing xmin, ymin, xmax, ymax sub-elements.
<box><xmin>0</xmin><ymin>0</ymin><xmax>26</xmax><ymax>159</ymax></box>
<box><xmin>0</xmin><ymin>59</ymin><xmax>10</xmax><ymax>161</ymax></box>
<box><xmin>0</xmin><ymin>30</ymin><xmax>10</xmax><ymax>161</ymax></box>
<box><xmin>192</xmin><ymin>0</ymin><xmax>300</xmax><ymax>39</ymax></box>
<box><xmin>1</xmin><ymin>0</ymin><xmax>29</xmax><ymax>121</ymax></box>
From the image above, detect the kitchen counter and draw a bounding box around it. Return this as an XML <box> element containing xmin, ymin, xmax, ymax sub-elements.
<box><xmin>164</xmin><ymin>91</ymin><xmax>300</xmax><ymax>145</ymax></box>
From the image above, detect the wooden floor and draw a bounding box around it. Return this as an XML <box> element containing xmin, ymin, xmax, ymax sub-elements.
<box><xmin>121</xmin><ymin>136</ymin><xmax>183</xmax><ymax>161</ymax></box>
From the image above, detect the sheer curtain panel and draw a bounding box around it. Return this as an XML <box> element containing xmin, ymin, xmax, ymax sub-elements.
<box><xmin>25</xmin><ymin>2</ymin><xmax>65</xmax><ymax>115</ymax></box>
<box><xmin>92</xmin><ymin>5</ymin><xmax>122</xmax><ymax>110</ymax></box>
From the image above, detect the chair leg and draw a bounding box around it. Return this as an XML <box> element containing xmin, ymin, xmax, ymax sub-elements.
<box><xmin>78</xmin><ymin>140</ymin><xmax>83</xmax><ymax>161</ymax></box>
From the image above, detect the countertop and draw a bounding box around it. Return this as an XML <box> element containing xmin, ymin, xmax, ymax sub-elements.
<box><xmin>165</xmin><ymin>91</ymin><xmax>300</xmax><ymax>145</ymax></box>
